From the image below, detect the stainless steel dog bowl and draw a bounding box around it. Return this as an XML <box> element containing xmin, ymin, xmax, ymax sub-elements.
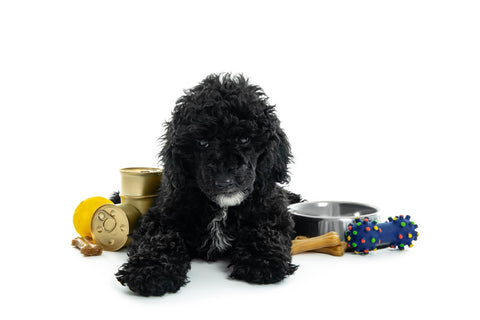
<box><xmin>288</xmin><ymin>201</ymin><xmax>381</xmax><ymax>241</ymax></box>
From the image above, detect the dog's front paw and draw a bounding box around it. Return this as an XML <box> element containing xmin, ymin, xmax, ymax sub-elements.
<box><xmin>116</xmin><ymin>262</ymin><xmax>189</xmax><ymax>297</ymax></box>
<box><xmin>229</xmin><ymin>260</ymin><xmax>298</xmax><ymax>284</ymax></box>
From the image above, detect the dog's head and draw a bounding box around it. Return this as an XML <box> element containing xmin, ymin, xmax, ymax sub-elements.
<box><xmin>160</xmin><ymin>74</ymin><xmax>291</xmax><ymax>207</ymax></box>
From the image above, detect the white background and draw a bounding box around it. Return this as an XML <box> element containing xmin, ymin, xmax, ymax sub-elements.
<box><xmin>1</xmin><ymin>0</ymin><xmax>479</xmax><ymax>319</ymax></box>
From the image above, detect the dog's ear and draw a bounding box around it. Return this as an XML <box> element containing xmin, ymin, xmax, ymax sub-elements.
<box><xmin>270</xmin><ymin>127</ymin><xmax>292</xmax><ymax>184</ymax></box>
<box><xmin>158</xmin><ymin>119</ymin><xmax>187</xmax><ymax>194</ymax></box>
<box><xmin>255</xmin><ymin>114</ymin><xmax>292</xmax><ymax>194</ymax></box>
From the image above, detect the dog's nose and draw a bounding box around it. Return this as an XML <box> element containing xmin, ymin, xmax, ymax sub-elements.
<box><xmin>215</xmin><ymin>176</ymin><xmax>234</xmax><ymax>190</ymax></box>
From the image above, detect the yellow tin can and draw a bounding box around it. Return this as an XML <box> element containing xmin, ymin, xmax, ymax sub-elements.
<box><xmin>73</xmin><ymin>196</ymin><xmax>113</xmax><ymax>237</ymax></box>
<box><xmin>90</xmin><ymin>203</ymin><xmax>141</xmax><ymax>251</ymax></box>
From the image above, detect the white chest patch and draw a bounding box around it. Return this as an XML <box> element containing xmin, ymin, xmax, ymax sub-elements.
<box><xmin>203</xmin><ymin>207</ymin><xmax>233</xmax><ymax>258</ymax></box>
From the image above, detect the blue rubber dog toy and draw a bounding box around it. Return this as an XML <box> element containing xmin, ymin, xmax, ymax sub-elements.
<box><xmin>345</xmin><ymin>215</ymin><xmax>419</xmax><ymax>254</ymax></box>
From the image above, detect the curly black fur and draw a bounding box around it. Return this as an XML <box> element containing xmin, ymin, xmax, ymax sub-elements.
<box><xmin>109</xmin><ymin>191</ymin><xmax>121</xmax><ymax>204</ymax></box>
<box><xmin>116</xmin><ymin>74</ymin><xmax>300</xmax><ymax>296</ymax></box>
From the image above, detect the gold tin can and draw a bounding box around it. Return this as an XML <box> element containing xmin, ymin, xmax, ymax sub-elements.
<box><xmin>90</xmin><ymin>203</ymin><xmax>141</xmax><ymax>251</ymax></box>
<box><xmin>119</xmin><ymin>167</ymin><xmax>162</xmax><ymax>197</ymax></box>
<box><xmin>120</xmin><ymin>195</ymin><xmax>157</xmax><ymax>215</ymax></box>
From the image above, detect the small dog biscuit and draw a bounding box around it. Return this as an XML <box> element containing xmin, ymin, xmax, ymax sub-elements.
<box><xmin>72</xmin><ymin>236</ymin><xmax>103</xmax><ymax>256</ymax></box>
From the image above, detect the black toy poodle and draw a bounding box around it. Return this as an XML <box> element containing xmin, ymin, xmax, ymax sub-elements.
<box><xmin>116</xmin><ymin>73</ymin><xmax>300</xmax><ymax>296</ymax></box>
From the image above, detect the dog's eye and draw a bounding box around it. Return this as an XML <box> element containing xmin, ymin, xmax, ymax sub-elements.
<box><xmin>198</xmin><ymin>140</ymin><xmax>209</xmax><ymax>148</ymax></box>
<box><xmin>238</xmin><ymin>137</ymin><xmax>250</xmax><ymax>145</ymax></box>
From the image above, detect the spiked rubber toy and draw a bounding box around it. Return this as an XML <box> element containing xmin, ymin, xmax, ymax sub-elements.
<box><xmin>345</xmin><ymin>215</ymin><xmax>419</xmax><ymax>254</ymax></box>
